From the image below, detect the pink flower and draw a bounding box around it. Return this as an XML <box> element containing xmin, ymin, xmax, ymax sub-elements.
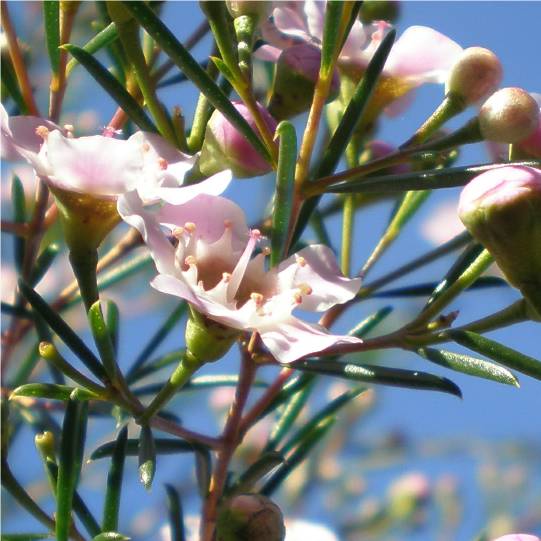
<box><xmin>1</xmin><ymin>104</ymin><xmax>231</xmax><ymax>205</ymax></box>
<box><xmin>119</xmin><ymin>192</ymin><xmax>363</xmax><ymax>363</ymax></box>
<box><xmin>491</xmin><ymin>536</ymin><xmax>540</xmax><ymax>541</ymax></box>
<box><xmin>259</xmin><ymin>1</ymin><xmax>462</xmax><ymax>113</ymax></box>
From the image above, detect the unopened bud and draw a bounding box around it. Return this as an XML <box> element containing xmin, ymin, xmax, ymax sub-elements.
<box><xmin>226</xmin><ymin>0</ymin><xmax>271</xmax><ymax>20</ymax></box>
<box><xmin>360</xmin><ymin>0</ymin><xmax>401</xmax><ymax>23</ymax></box>
<box><xmin>217</xmin><ymin>494</ymin><xmax>285</xmax><ymax>541</ymax></box>
<box><xmin>445</xmin><ymin>47</ymin><xmax>503</xmax><ymax>105</ymax></box>
<box><xmin>458</xmin><ymin>165</ymin><xmax>541</xmax><ymax>317</ymax></box>
<box><xmin>479</xmin><ymin>88</ymin><xmax>540</xmax><ymax>144</ymax></box>
<box><xmin>516</xmin><ymin>94</ymin><xmax>541</xmax><ymax>158</ymax></box>
<box><xmin>35</xmin><ymin>431</ymin><xmax>56</xmax><ymax>462</ymax></box>
<box><xmin>199</xmin><ymin>101</ymin><xmax>277</xmax><ymax>178</ymax></box>
<box><xmin>268</xmin><ymin>44</ymin><xmax>340</xmax><ymax>120</ymax></box>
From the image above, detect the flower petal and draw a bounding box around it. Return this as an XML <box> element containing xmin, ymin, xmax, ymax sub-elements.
<box><xmin>277</xmin><ymin>245</ymin><xmax>362</xmax><ymax>311</ymax></box>
<box><xmin>384</xmin><ymin>26</ymin><xmax>462</xmax><ymax>85</ymax></box>
<box><xmin>259</xmin><ymin>317</ymin><xmax>362</xmax><ymax>364</ymax></box>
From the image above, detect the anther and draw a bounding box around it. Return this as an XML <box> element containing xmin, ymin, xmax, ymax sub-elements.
<box><xmin>184</xmin><ymin>255</ymin><xmax>197</xmax><ymax>266</ymax></box>
<box><xmin>184</xmin><ymin>222</ymin><xmax>196</xmax><ymax>233</ymax></box>
<box><xmin>262</xmin><ymin>246</ymin><xmax>271</xmax><ymax>256</ymax></box>
<box><xmin>35</xmin><ymin>126</ymin><xmax>49</xmax><ymax>140</ymax></box>
<box><xmin>158</xmin><ymin>157</ymin><xmax>168</xmax><ymax>170</ymax></box>
<box><xmin>250</xmin><ymin>292</ymin><xmax>264</xmax><ymax>306</ymax></box>
<box><xmin>295</xmin><ymin>255</ymin><xmax>307</xmax><ymax>267</ymax></box>
<box><xmin>298</xmin><ymin>283</ymin><xmax>312</xmax><ymax>295</ymax></box>
<box><xmin>222</xmin><ymin>272</ymin><xmax>232</xmax><ymax>283</ymax></box>
<box><xmin>293</xmin><ymin>292</ymin><xmax>303</xmax><ymax>305</ymax></box>
<box><xmin>251</xmin><ymin>229</ymin><xmax>262</xmax><ymax>240</ymax></box>
<box><xmin>172</xmin><ymin>226</ymin><xmax>185</xmax><ymax>238</ymax></box>
<box><xmin>142</xmin><ymin>142</ymin><xmax>150</xmax><ymax>152</ymax></box>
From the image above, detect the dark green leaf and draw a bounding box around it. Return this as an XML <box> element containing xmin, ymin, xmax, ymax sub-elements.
<box><xmin>416</xmin><ymin>347</ymin><xmax>519</xmax><ymax>386</ymax></box>
<box><xmin>292</xmin><ymin>28</ymin><xmax>397</xmax><ymax>247</ymax></box>
<box><xmin>56</xmin><ymin>400</ymin><xmax>88</xmax><ymax>541</ymax></box>
<box><xmin>105</xmin><ymin>300</ymin><xmax>120</xmax><ymax>356</ymax></box>
<box><xmin>89</xmin><ymin>301</ymin><xmax>118</xmax><ymax>380</ymax></box>
<box><xmin>126</xmin><ymin>303</ymin><xmax>186</xmax><ymax>382</ymax></box>
<box><xmin>260</xmin><ymin>373</ymin><xmax>316</xmax><ymax>420</ymax></box>
<box><xmin>325</xmin><ymin>160</ymin><xmax>541</xmax><ymax>193</ymax></box>
<box><xmin>19</xmin><ymin>281</ymin><xmax>106</xmax><ymax>381</ymax></box>
<box><xmin>121</xmin><ymin>1</ymin><xmax>271</xmax><ymax>163</ymax></box>
<box><xmin>271</xmin><ymin>121</ymin><xmax>297</xmax><ymax>267</ymax></box>
<box><xmin>1</xmin><ymin>54</ymin><xmax>26</xmax><ymax>112</ymax></box>
<box><xmin>0</xmin><ymin>534</ymin><xmax>52</xmax><ymax>540</ymax></box>
<box><xmin>138</xmin><ymin>425</ymin><xmax>156</xmax><ymax>491</ymax></box>
<box><xmin>11</xmin><ymin>175</ymin><xmax>26</xmax><ymax>273</ymax></box>
<box><xmin>348</xmin><ymin>306</ymin><xmax>394</xmax><ymax>338</ymax></box>
<box><xmin>61</xmin><ymin>44</ymin><xmax>157</xmax><ymax>132</ymax></box>
<box><xmin>194</xmin><ymin>445</ymin><xmax>212</xmax><ymax>498</ymax></box>
<box><xmin>43</xmin><ymin>1</ymin><xmax>60</xmax><ymax>73</ymax></box>
<box><xmin>1</xmin><ymin>301</ymin><xmax>32</xmax><ymax>319</ymax></box>
<box><xmin>261</xmin><ymin>417</ymin><xmax>335</xmax><ymax>496</ymax></box>
<box><xmin>165</xmin><ymin>484</ymin><xmax>185</xmax><ymax>541</ymax></box>
<box><xmin>295</xmin><ymin>360</ymin><xmax>462</xmax><ymax>397</ymax></box>
<box><xmin>425</xmin><ymin>242</ymin><xmax>484</xmax><ymax>308</ymax></box>
<box><xmin>102</xmin><ymin>426</ymin><xmax>128</xmax><ymax>532</ymax></box>
<box><xmin>227</xmin><ymin>452</ymin><xmax>284</xmax><ymax>495</ymax></box>
<box><xmin>10</xmin><ymin>383</ymin><xmax>99</xmax><ymax>401</ymax></box>
<box><xmin>320</xmin><ymin>1</ymin><xmax>345</xmax><ymax>75</ymax></box>
<box><xmin>91</xmin><ymin>438</ymin><xmax>205</xmax><ymax>461</ymax></box>
<box><xmin>449</xmin><ymin>330</ymin><xmax>541</xmax><ymax>382</ymax></box>
<box><xmin>31</xmin><ymin>244</ymin><xmax>60</xmax><ymax>287</ymax></box>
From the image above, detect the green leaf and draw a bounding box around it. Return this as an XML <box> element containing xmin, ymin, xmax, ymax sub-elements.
<box><xmin>66</xmin><ymin>23</ymin><xmax>119</xmax><ymax>76</ymax></box>
<box><xmin>11</xmin><ymin>175</ymin><xmax>26</xmax><ymax>273</ymax></box>
<box><xmin>261</xmin><ymin>417</ymin><xmax>335</xmax><ymax>496</ymax></box>
<box><xmin>320</xmin><ymin>1</ymin><xmax>345</xmax><ymax>75</ymax></box>
<box><xmin>194</xmin><ymin>446</ymin><xmax>212</xmax><ymax>498</ymax></box>
<box><xmin>61</xmin><ymin>44</ymin><xmax>157</xmax><ymax>133</ymax></box>
<box><xmin>43</xmin><ymin>1</ymin><xmax>60</xmax><ymax>74</ymax></box>
<box><xmin>121</xmin><ymin>1</ymin><xmax>270</xmax><ymax>163</ymax></box>
<box><xmin>416</xmin><ymin>347</ymin><xmax>519</xmax><ymax>386</ymax></box>
<box><xmin>260</xmin><ymin>374</ymin><xmax>316</xmax><ymax>420</ymax></box>
<box><xmin>126</xmin><ymin>303</ymin><xmax>186</xmax><ymax>382</ymax></box>
<box><xmin>102</xmin><ymin>426</ymin><xmax>128</xmax><ymax>532</ymax></box>
<box><xmin>138</xmin><ymin>426</ymin><xmax>156</xmax><ymax>491</ymax></box>
<box><xmin>1</xmin><ymin>301</ymin><xmax>32</xmax><ymax>319</ymax></box>
<box><xmin>449</xmin><ymin>330</ymin><xmax>541</xmax><ymax>382</ymax></box>
<box><xmin>19</xmin><ymin>281</ymin><xmax>107</xmax><ymax>381</ymax></box>
<box><xmin>1</xmin><ymin>54</ymin><xmax>26</xmax><ymax>112</ymax></box>
<box><xmin>0</xmin><ymin>534</ymin><xmax>53</xmax><ymax>540</ymax></box>
<box><xmin>281</xmin><ymin>387</ymin><xmax>366</xmax><ymax>454</ymax></box>
<box><xmin>324</xmin><ymin>160</ymin><xmax>541</xmax><ymax>193</ymax></box>
<box><xmin>90</xmin><ymin>438</ymin><xmax>205</xmax><ymax>461</ymax></box>
<box><xmin>227</xmin><ymin>452</ymin><xmax>284</xmax><ymax>495</ymax></box>
<box><xmin>10</xmin><ymin>383</ymin><xmax>100</xmax><ymax>402</ymax></box>
<box><xmin>105</xmin><ymin>300</ymin><xmax>120</xmax><ymax>356</ymax></box>
<box><xmin>89</xmin><ymin>301</ymin><xmax>118</xmax><ymax>380</ymax></box>
<box><xmin>92</xmin><ymin>533</ymin><xmax>130</xmax><ymax>541</ymax></box>
<box><xmin>31</xmin><ymin>244</ymin><xmax>60</xmax><ymax>287</ymax></box>
<box><xmin>348</xmin><ymin>306</ymin><xmax>394</xmax><ymax>338</ymax></box>
<box><xmin>56</xmin><ymin>399</ymin><xmax>88</xmax><ymax>541</ymax></box>
<box><xmin>292</xmin><ymin>28</ymin><xmax>397</xmax><ymax>247</ymax></box>
<box><xmin>165</xmin><ymin>484</ymin><xmax>185</xmax><ymax>541</ymax></box>
<box><xmin>271</xmin><ymin>121</ymin><xmax>297</xmax><ymax>267</ymax></box>
<box><xmin>424</xmin><ymin>242</ymin><xmax>484</xmax><ymax>308</ymax></box>
<box><xmin>295</xmin><ymin>360</ymin><xmax>462</xmax><ymax>397</ymax></box>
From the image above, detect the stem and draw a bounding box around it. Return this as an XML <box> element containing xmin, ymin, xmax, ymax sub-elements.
<box><xmin>139</xmin><ymin>352</ymin><xmax>204</xmax><ymax>423</ymax></box>
<box><xmin>1</xmin><ymin>1</ymin><xmax>40</xmax><ymax>115</ymax></box>
<box><xmin>69</xmin><ymin>247</ymin><xmax>99</xmax><ymax>313</ymax></box>
<box><xmin>201</xmin><ymin>350</ymin><xmax>256</xmax><ymax>541</ymax></box>
<box><xmin>341</xmin><ymin>196</ymin><xmax>355</xmax><ymax>276</ymax></box>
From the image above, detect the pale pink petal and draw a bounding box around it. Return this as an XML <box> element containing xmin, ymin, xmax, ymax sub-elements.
<box><xmin>277</xmin><ymin>245</ymin><xmax>362</xmax><ymax>312</ymax></box>
<box><xmin>254</xmin><ymin>44</ymin><xmax>283</xmax><ymax>63</ymax></box>
<box><xmin>304</xmin><ymin>0</ymin><xmax>325</xmax><ymax>42</ymax></box>
<box><xmin>41</xmin><ymin>131</ymin><xmax>144</xmax><ymax>195</ymax></box>
<box><xmin>384</xmin><ymin>26</ymin><xmax>462</xmax><ymax>85</ymax></box>
<box><xmin>340</xmin><ymin>19</ymin><xmax>368</xmax><ymax>60</ymax></box>
<box><xmin>273</xmin><ymin>6</ymin><xmax>311</xmax><ymax>40</ymax></box>
<box><xmin>491</xmin><ymin>535</ymin><xmax>540</xmax><ymax>541</ymax></box>
<box><xmin>259</xmin><ymin>317</ymin><xmax>362</xmax><ymax>364</ymax></box>
<box><xmin>384</xmin><ymin>90</ymin><xmax>416</xmax><ymax>117</ymax></box>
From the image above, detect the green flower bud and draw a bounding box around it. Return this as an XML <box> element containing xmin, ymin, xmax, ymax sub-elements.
<box><xmin>217</xmin><ymin>494</ymin><xmax>286</xmax><ymax>541</ymax></box>
<box><xmin>360</xmin><ymin>0</ymin><xmax>401</xmax><ymax>23</ymax></box>
<box><xmin>458</xmin><ymin>165</ymin><xmax>541</xmax><ymax>317</ymax></box>
<box><xmin>226</xmin><ymin>0</ymin><xmax>271</xmax><ymax>20</ymax></box>
<box><xmin>185</xmin><ymin>308</ymin><xmax>239</xmax><ymax>363</ymax></box>
<box><xmin>35</xmin><ymin>431</ymin><xmax>56</xmax><ymax>462</ymax></box>
<box><xmin>445</xmin><ymin>47</ymin><xmax>502</xmax><ymax>106</ymax></box>
<box><xmin>479</xmin><ymin>87</ymin><xmax>540</xmax><ymax>144</ymax></box>
<box><xmin>268</xmin><ymin>44</ymin><xmax>340</xmax><ymax>120</ymax></box>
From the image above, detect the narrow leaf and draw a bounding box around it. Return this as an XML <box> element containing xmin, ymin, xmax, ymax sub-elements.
<box><xmin>1</xmin><ymin>301</ymin><xmax>32</xmax><ymax>319</ymax></box>
<box><xmin>43</xmin><ymin>1</ymin><xmax>60</xmax><ymax>73</ymax></box>
<box><xmin>56</xmin><ymin>400</ymin><xmax>88</xmax><ymax>541</ymax></box>
<box><xmin>165</xmin><ymin>484</ymin><xmax>186</xmax><ymax>541</ymax></box>
<box><xmin>89</xmin><ymin>301</ymin><xmax>118</xmax><ymax>380</ymax></box>
<box><xmin>121</xmin><ymin>1</ymin><xmax>271</xmax><ymax>163</ymax></box>
<box><xmin>416</xmin><ymin>347</ymin><xmax>519</xmax><ymax>386</ymax></box>
<box><xmin>61</xmin><ymin>44</ymin><xmax>157</xmax><ymax>132</ymax></box>
<box><xmin>320</xmin><ymin>1</ymin><xmax>345</xmax><ymax>75</ymax></box>
<box><xmin>91</xmin><ymin>438</ymin><xmax>204</xmax><ymax>461</ymax></box>
<box><xmin>138</xmin><ymin>426</ymin><xmax>156</xmax><ymax>491</ymax></box>
<box><xmin>105</xmin><ymin>300</ymin><xmax>120</xmax><ymax>356</ymax></box>
<box><xmin>261</xmin><ymin>417</ymin><xmax>335</xmax><ymax>496</ymax></box>
<box><xmin>1</xmin><ymin>534</ymin><xmax>52</xmax><ymax>540</ymax></box>
<box><xmin>11</xmin><ymin>175</ymin><xmax>26</xmax><ymax>273</ymax></box>
<box><xmin>324</xmin><ymin>160</ymin><xmax>541</xmax><ymax>193</ymax></box>
<box><xmin>19</xmin><ymin>281</ymin><xmax>106</xmax><ymax>381</ymax></box>
<box><xmin>31</xmin><ymin>244</ymin><xmax>60</xmax><ymax>287</ymax></box>
<box><xmin>1</xmin><ymin>54</ymin><xmax>26</xmax><ymax>112</ymax></box>
<box><xmin>348</xmin><ymin>306</ymin><xmax>394</xmax><ymax>338</ymax></box>
<box><xmin>102</xmin><ymin>426</ymin><xmax>128</xmax><ymax>532</ymax></box>
<box><xmin>295</xmin><ymin>360</ymin><xmax>462</xmax><ymax>397</ymax></box>
<box><xmin>227</xmin><ymin>452</ymin><xmax>284</xmax><ymax>495</ymax></box>
<box><xmin>449</xmin><ymin>330</ymin><xmax>541</xmax><ymax>382</ymax></box>
<box><xmin>194</xmin><ymin>446</ymin><xmax>212</xmax><ymax>498</ymax></box>
<box><xmin>10</xmin><ymin>383</ymin><xmax>100</xmax><ymax>402</ymax></box>
<box><xmin>271</xmin><ymin>121</ymin><xmax>297</xmax><ymax>267</ymax></box>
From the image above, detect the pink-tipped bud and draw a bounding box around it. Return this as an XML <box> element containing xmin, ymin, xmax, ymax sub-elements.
<box><xmin>479</xmin><ymin>88</ymin><xmax>540</xmax><ymax>143</ymax></box>
<box><xmin>458</xmin><ymin>166</ymin><xmax>541</xmax><ymax>316</ymax></box>
<box><xmin>516</xmin><ymin>93</ymin><xmax>541</xmax><ymax>158</ymax></box>
<box><xmin>268</xmin><ymin>44</ymin><xmax>340</xmax><ymax>120</ymax></box>
<box><xmin>199</xmin><ymin>101</ymin><xmax>277</xmax><ymax>179</ymax></box>
<box><xmin>226</xmin><ymin>0</ymin><xmax>271</xmax><ymax>19</ymax></box>
<box><xmin>445</xmin><ymin>47</ymin><xmax>503</xmax><ymax>105</ymax></box>
<box><xmin>217</xmin><ymin>494</ymin><xmax>285</xmax><ymax>541</ymax></box>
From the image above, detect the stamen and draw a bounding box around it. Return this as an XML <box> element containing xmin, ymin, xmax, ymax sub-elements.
<box><xmin>222</xmin><ymin>272</ymin><xmax>232</xmax><ymax>283</ymax></box>
<box><xmin>298</xmin><ymin>283</ymin><xmax>313</xmax><ymax>295</ymax></box>
<box><xmin>295</xmin><ymin>255</ymin><xmax>307</xmax><ymax>267</ymax></box>
<box><xmin>172</xmin><ymin>226</ymin><xmax>185</xmax><ymax>238</ymax></box>
<box><xmin>142</xmin><ymin>142</ymin><xmax>150</xmax><ymax>152</ymax></box>
<box><xmin>251</xmin><ymin>229</ymin><xmax>262</xmax><ymax>240</ymax></box>
<box><xmin>35</xmin><ymin>126</ymin><xmax>49</xmax><ymax>140</ymax></box>
<box><xmin>184</xmin><ymin>255</ymin><xmax>197</xmax><ymax>266</ymax></box>
<box><xmin>262</xmin><ymin>246</ymin><xmax>271</xmax><ymax>256</ymax></box>
<box><xmin>293</xmin><ymin>292</ymin><xmax>303</xmax><ymax>305</ymax></box>
<box><xmin>103</xmin><ymin>125</ymin><xmax>122</xmax><ymax>138</ymax></box>
<box><xmin>158</xmin><ymin>157</ymin><xmax>168</xmax><ymax>170</ymax></box>
<box><xmin>250</xmin><ymin>292</ymin><xmax>264</xmax><ymax>306</ymax></box>
<box><xmin>184</xmin><ymin>222</ymin><xmax>196</xmax><ymax>234</ymax></box>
